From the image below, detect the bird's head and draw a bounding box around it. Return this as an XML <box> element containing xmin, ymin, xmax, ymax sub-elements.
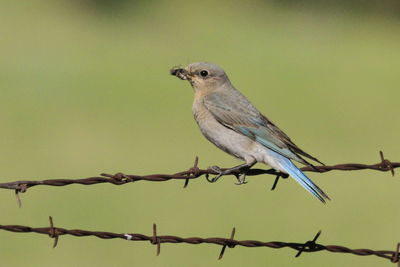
<box><xmin>170</xmin><ymin>62</ymin><xmax>229</xmax><ymax>91</ymax></box>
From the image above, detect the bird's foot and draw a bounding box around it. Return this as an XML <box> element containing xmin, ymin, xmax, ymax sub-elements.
<box><xmin>234</xmin><ymin>173</ymin><xmax>247</xmax><ymax>185</ymax></box>
<box><xmin>207</xmin><ymin>166</ymin><xmax>248</xmax><ymax>184</ymax></box>
<box><xmin>207</xmin><ymin>165</ymin><xmax>227</xmax><ymax>183</ymax></box>
<box><xmin>209</xmin><ymin>165</ymin><xmax>223</xmax><ymax>173</ymax></box>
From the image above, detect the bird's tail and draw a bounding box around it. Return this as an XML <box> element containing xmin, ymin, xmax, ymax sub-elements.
<box><xmin>277</xmin><ymin>156</ymin><xmax>330</xmax><ymax>203</ymax></box>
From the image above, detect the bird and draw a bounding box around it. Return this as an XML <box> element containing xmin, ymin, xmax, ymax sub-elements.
<box><xmin>170</xmin><ymin>62</ymin><xmax>330</xmax><ymax>203</ymax></box>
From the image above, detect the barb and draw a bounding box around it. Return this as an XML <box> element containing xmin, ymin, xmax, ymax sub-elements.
<box><xmin>295</xmin><ymin>230</ymin><xmax>321</xmax><ymax>257</ymax></box>
<box><xmin>0</xmin><ymin>151</ymin><xmax>398</xmax><ymax>202</ymax></box>
<box><xmin>218</xmin><ymin>227</ymin><xmax>236</xmax><ymax>260</ymax></box>
<box><xmin>48</xmin><ymin>216</ymin><xmax>59</xmax><ymax>248</ymax></box>
<box><xmin>151</xmin><ymin>223</ymin><xmax>161</xmax><ymax>256</ymax></box>
<box><xmin>0</xmin><ymin>220</ymin><xmax>398</xmax><ymax>264</ymax></box>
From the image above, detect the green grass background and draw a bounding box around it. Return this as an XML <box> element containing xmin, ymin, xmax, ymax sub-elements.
<box><xmin>1</xmin><ymin>0</ymin><xmax>399</xmax><ymax>266</ymax></box>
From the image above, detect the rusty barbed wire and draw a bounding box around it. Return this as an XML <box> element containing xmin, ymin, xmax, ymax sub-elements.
<box><xmin>0</xmin><ymin>151</ymin><xmax>398</xmax><ymax>206</ymax></box>
<box><xmin>0</xmin><ymin>217</ymin><xmax>398</xmax><ymax>264</ymax></box>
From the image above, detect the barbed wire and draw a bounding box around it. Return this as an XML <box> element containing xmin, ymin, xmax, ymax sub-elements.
<box><xmin>0</xmin><ymin>151</ymin><xmax>398</xmax><ymax>207</ymax></box>
<box><xmin>0</xmin><ymin>217</ymin><xmax>398</xmax><ymax>264</ymax></box>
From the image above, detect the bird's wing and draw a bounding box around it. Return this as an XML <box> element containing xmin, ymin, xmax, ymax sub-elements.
<box><xmin>203</xmin><ymin>91</ymin><xmax>323</xmax><ymax>166</ymax></box>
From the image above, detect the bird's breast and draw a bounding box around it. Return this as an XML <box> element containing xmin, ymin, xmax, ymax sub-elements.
<box><xmin>191</xmin><ymin>99</ymin><xmax>259</xmax><ymax>160</ymax></box>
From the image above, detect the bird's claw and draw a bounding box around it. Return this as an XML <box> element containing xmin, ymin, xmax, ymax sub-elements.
<box><xmin>207</xmin><ymin>165</ymin><xmax>249</xmax><ymax>185</ymax></box>
<box><xmin>209</xmin><ymin>165</ymin><xmax>223</xmax><ymax>173</ymax></box>
<box><xmin>207</xmin><ymin>166</ymin><xmax>224</xmax><ymax>183</ymax></box>
<box><xmin>207</xmin><ymin>165</ymin><xmax>227</xmax><ymax>183</ymax></box>
<box><xmin>234</xmin><ymin>173</ymin><xmax>248</xmax><ymax>185</ymax></box>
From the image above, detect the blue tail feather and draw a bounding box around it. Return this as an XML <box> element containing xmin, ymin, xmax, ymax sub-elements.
<box><xmin>275</xmin><ymin>153</ymin><xmax>330</xmax><ymax>203</ymax></box>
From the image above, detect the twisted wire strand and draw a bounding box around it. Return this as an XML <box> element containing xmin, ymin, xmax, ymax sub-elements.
<box><xmin>0</xmin><ymin>218</ymin><xmax>398</xmax><ymax>263</ymax></box>
<box><xmin>0</xmin><ymin>151</ymin><xmax>397</xmax><ymax>194</ymax></box>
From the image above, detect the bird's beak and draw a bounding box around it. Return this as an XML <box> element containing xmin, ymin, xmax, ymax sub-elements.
<box><xmin>170</xmin><ymin>67</ymin><xmax>191</xmax><ymax>81</ymax></box>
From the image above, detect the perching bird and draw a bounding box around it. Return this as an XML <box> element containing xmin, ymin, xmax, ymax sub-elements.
<box><xmin>170</xmin><ymin>62</ymin><xmax>330</xmax><ymax>203</ymax></box>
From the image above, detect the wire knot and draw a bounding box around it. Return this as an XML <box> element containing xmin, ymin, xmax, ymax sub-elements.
<box><xmin>189</xmin><ymin>156</ymin><xmax>201</xmax><ymax>176</ymax></box>
<box><xmin>391</xmin><ymin>243</ymin><xmax>400</xmax><ymax>264</ymax></box>
<box><xmin>379</xmin><ymin>151</ymin><xmax>395</xmax><ymax>176</ymax></box>
<box><xmin>15</xmin><ymin>184</ymin><xmax>28</xmax><ymax>208</ymax></box>
<box><xmin>218</xmin><ymin>227</ymin><xmax>236</xmax><ymax>260</ymax></box>
<box><xmin>48</xmin><ymin>216</ymin><xmax>59</xmax><ymax>248</ymax></box>
<box><xmin>150</xmin><ymin>224</ymin><xmax>161</xmax><ymax>256</ymax></box>
<box><xmin>184</xmin><ymin>157</ymin><xmax>200</xmax><ymax>188</ymax></box>
<box><xmin>17</xmin><ymin>183</ymin><xmax>28</xmax><ymax>193</ymax></box>
<box><xmin>295</xmin><ymin>230</ymin><xmax>321</xmax><ymax>257</ymax></box>
<box><xmin>189</xmin><ymin>166</ymin><xmax>200</xmax><ymax>177</ymax></box>
<box><xmin>111</xmin><ymin>172</ymin><xmax>133</xmax><ymax>182</ymax></box>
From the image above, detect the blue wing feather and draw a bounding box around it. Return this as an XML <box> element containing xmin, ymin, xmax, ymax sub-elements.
<box><xmin>204</xmin><ymin>92</ymin><xmax>307</xmax><ymax>163</ymax></box>
<box><xmin>203</xmin><ymin>91</ymin><xmax>330</xmax><ymax>202</ymax></box>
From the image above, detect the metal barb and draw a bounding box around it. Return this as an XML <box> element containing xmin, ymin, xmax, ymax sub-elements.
<box><xmin>218</xmin><ymin>227</ymin><xmax>236</xmax><ymax>260</ymax></box>
<box><xmin>270</xmin><ymin>172</ymin><xmax>289</xmax><ymax>191</ymax></box>
<box><xmin>184</xmin><ymin>156</ymin><xmax>200</xmax><ymax>188</ymax></box>
<box><xmin>15</xmin><ymin>190</ymin><xmax>22</xmax><ymax>208</ymax></box>
<box><xmin>48</xmin><ymin>216</ymin><xmax>59</xmax><ymax>248</ymax></box>
<box><xmin>183</xmin><ymin>179</ymin><xmax>190</xmax><ymax>188</ymax></box>
<box><xmin>295</xmin><ymin>231</ymin><xmax>322</xmax><ymax>258</ymax></box>
<box><xmin>151</xmin><ymin>224</ymin><xmax>161</xmax><ymax>256</ymax></box>
<box><xmin>271</xmin><ymin>175</ymin><xmax>281</xmax><ymax>191</ymax></box>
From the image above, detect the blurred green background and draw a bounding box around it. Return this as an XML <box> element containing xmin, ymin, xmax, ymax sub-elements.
<box><xmin>1</xmin><ymin>0</ymin><xmax>399</xmax><ymax>266</ymax></box>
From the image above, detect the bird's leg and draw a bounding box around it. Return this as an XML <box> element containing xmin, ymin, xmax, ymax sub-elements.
<box><xmin>208</xmin><ymin>162</ymin><xmax>256</xmax><ymax>183</ymax></box>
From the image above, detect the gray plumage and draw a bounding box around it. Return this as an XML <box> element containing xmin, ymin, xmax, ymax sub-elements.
<box><xmin>171</xmin><ymin>62</ymin><xmax>330</xmax><ymax>202</ymax></box>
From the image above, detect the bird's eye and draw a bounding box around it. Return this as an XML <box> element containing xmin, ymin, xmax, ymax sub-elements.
<box><xmin>200</xmin><ymin>70</ymin><xmax>209</xmax><ymax>77</ymax></box>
